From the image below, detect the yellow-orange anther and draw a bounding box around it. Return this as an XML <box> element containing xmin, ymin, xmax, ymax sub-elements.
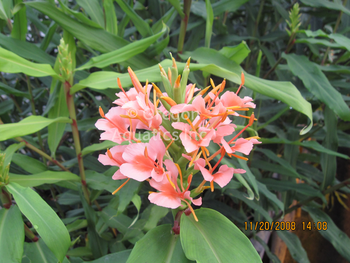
<box><xmin>168</xmin><ymin>68</ymin><xmax>172</xmax><ymax>84</ymax></box>
<box><xmin>128</xmin><ymin>67</ymin><xmax>145</xmax><ymax>94</ymax></box>
<box><xmin>152</xmin><ymin>83</ymin><xmax>163</xmax><ymax>97</ymax></box>
<box><xmin>174</xmin><ymin>75</ymin><xmax>181</xmax><ymax>89</ymax></box>
<box><xmin>160</xmin><ymin>96</ymin><xmax>177</xmax><ymax>107</ymax></box>
<box><xmin>112</xmin><ymin>178</ymin><xmax>130</xmax><ymax>195</ymax></box>
<box><xmin>99</xmin><ymin>106</ymin><xmax>105</xmax><ymax>118</ymax></box>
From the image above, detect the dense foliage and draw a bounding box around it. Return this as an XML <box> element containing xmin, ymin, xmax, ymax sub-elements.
<box><xmin>0</xmin><ymin>0</ymin><xmax>350</xmax><ymax>262</ymax></box>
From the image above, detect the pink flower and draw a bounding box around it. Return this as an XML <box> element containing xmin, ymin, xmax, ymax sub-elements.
<box><xmin>222</xmin><ymin>138</ymin><xmax>260</xmax><ymax>155</ymax></box>
<box><xmin>220</xmin><ymin>91</ymin><xmax>256</xmax><ymax>109</ymax></box>
<box><xmin>198</xmin><ymin>164</ymin><xmax>245</xmax><ymax>188</ymax></box>
<box><xmin>95</xmin><ymin>107</ymin><xmax>137</xmax><ymax>144</ymax></box>
<box><xmin>172</xmin><ymin>122</ymin><xmax>215</xmax><ymax>153</ymax></box>
<box><xmin>98</xmin><ymin>145</ymin><xmax>128</xmax><ymax>180</ymax></box>
<box><xmin>148</xmin><ymin>173</ymin><xmax>202</xmax><ymax>210</ymax></box>
<box><xmin>119</xmin><ymin>135</ymin><xmax>170</xmax><ymax>182</ymax></box>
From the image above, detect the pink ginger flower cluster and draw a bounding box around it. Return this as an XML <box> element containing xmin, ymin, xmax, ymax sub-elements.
<box><xmin>95</xmin><ymin>58</ymin><xmax>260</xmax><ymax>221</ymax></box>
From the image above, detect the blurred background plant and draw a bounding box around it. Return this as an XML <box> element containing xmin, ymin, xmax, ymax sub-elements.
<box><xmin>0</xmin><ymin>0</ymin><xmax>350</xmax><ymax>262</ymax></box>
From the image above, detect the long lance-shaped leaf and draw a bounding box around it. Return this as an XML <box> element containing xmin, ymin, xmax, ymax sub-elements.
<box><xmin>0</xmin><ymin>116</ymin><xmax>71</xmax><ymax>141</ymax></box>
<box><xmin>115</xmin><ymin>0</ymin><xmax>152</xmax><ymax>37</ymax></box>
<box><xmin>6</xmin><ymin>182</ymin><xmax>71</xmax><ymax>263</ymax></box>
<box><xmin>0</xmin><ymin>47</ymin><xmax>61</xmax><ymax>79</ymax></box>
<box><xmin>77</xmin><ymin>24</ymin><xmax>167</xmax><ymax>71</ymax></box>
<box><xmin>283</xmin><ymin>53</ymin><xmax>350</xmax><ymax>121</ymax></box>
<box><xmin>0</xmin><ymin>205</ymin><xmax>24</xmax><ymax>263</ymax></box>
<box><xmin>300</xmin><ymin>0</ymin><xmax>350</xmax><ymax>16</ymax></box>
<box><xmin>9</xmin><ymin>171</ymin><xmax>80</xmax><ymax>187</ymax></box>
<box><xmin>71</xmin><ymin>48</ymin><xmax>313</xmax><ymax>135</ymax></box>
<box><xmin>25</xmin><ymin>1</ymin><xmax>156</xmax><ymax>69</ymax></box>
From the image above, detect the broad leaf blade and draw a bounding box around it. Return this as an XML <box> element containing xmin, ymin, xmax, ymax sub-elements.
<box><xmin>283</xmin><ymin>53</ymin><xmax>350</xmax><ymax>121</ymax></box>
<box><xmin>180</xmin><ymin>208</ymin><xmax>262</xmax><ymax>263</ymax></box>
<box><xmin>6</xmin><ymin>182</ymin><xmax>70</xmax><ymax>263</ymax></box>
<box><xmin>0</xmin><ymin>205</ymin><xmax>24</xmax><ymax>263</ymax></box>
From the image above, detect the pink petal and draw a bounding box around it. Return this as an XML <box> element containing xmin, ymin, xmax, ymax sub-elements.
<box><xmin>148</xmin><ymin>192</ymin><xmax>182</xmax><ymax>209</ymax></box>
<box><xmin>120</xmin><ymin>163</ymin><xmax>152</xmax><ymax>182</ymax></box>
<box><xmin>212</xmin><ymin>165</ymin><xmax>234</xmax><ymax>188</ymax></box>
<box><xmin>164</xmin><ymin>159</ymin><xmax>178</xmax><ymax>179</ymax></box>
<box><xmin>198</xmin><ymin>165</ymin><xmax>214</xmax><ymax>182</ymax></box>
<box><xmin>192</xmin><ymin>197</ymin><xmax>202</xmax><ymax>206</ymax></box>
<box><xmin>180</xmin><ymin>132</ymin><xmax>199</xmax><ymax>153</ymax></box>
<box><xmin>231</xmin><ymin>138</ymin><xmax>254</xmax><ymax>155</ymax></box>
<box><xmin>112</xmin><ymin>170</ymin><xmax>127</xmax><ymax>180</ymax></box>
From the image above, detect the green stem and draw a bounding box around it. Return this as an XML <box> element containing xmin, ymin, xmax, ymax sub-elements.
<box><xmin>64</xmin><ymin>81</ymin><xmax>90</xmax><ymax>204</ymax></box>
<box><xmin>177</xmin><ymin>0</ymin><xmax>192</xmax><ymax>55</ymax></box>
<box><xmin>26</xmin><ymin>76</ymin><xmax>46</xmax><ymax>165</ymax></box>
<box><xmin>0</xmin><ymin>188</ymin><xmax>12</xmax><ymax>209</ymax></box>
<box><xmin>24</xmin><ymin>224</ymin><xmax>38</xmax><ymax>242</ymax></box>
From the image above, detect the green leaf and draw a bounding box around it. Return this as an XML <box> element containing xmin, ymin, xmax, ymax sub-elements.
<box><xmin>0</xmin><ymin>205</ymin><xmax>24</xmax><ymax>263</ymax></box>
<box><xmin>22</xmin><ymin>239</ymin><xmax>60</xmax><ymax>263</ymax></box>
<box><xmin>260</xmin><ymin>138</ymin><xmax>349</xmax><ymax>159</ymax></box>
<box><xmin>212</xmin><ymin>0</ymin><xmax>250</xmax><ymax>16</ymax></box>
<box><xmin>282</xmin><ymin>53</ymin><xmax>350</xmax><ymax>121</ymax></box>
<box><xmin>219</xmin><ymin>42</ymin><xmax>251</xmax><ymax>64</ymax></box>
<box><xmin>9</xmin><ymin>171</ymin><xmax>80</xmax><ymax>187</ymax></box>
<box><xmin>0</xmin><ymin>34</ymin><xmax>55</xmax><ymax>65</ymax></box>
<box><xmin>0</xmin><ymin>100</ymin><xmax>13</xmax><ymax>115</ymax></box>
<box><xmin>48</xmin><ymin>84</ymin><xmax>69</xmax><ymax>157</ymax></box>
<box><xmin>6</xmin><ymin>182</ymin><xmax>70</xmax><ymax>263</ymax></box>
<box><xmin>300</xmin><ymin>0</ymin><xmax>350</xmax><ymax>16</ymax></box>
<box><xmin>25</xmin><ymin>1</ymin><xmax>155</xmax><ymax>69</ymax></box>
<box><xmin>103</xmin><ymin>0</ymin><xmax>118</xmax><ymax>35</ymax></box>
<box><xmin>0</xmin><ymin>0</ymin><xmax>12</xmax><ymax>20</ymax></box>
<box><xmin>276</xmin><ymin>231</ymin><xmax>310</xmax><ymax>263</ymax></box>
<box><xmin>82</xmin><ymin>140</ymin><xmax>118</xmax><ymax>157</ymax></box>
<box><xmin>2</xmin><ymin>143</ymin><xmax>25</xmax><ymax>173</ymax></box>
<box><xmin>167</xmin><ymin>0</ymin><xmax>184</xmax><ymax>18</ymax></box>
<box><xmin>303</xmin><ymin>205</ymin><xmax>350</xmax><ymax>261</ymax></box>
<box><xmin>0</xmin><ymin>47</ymin><xmax>60</xmax><ymax>78</ymax></box>
<box><xmin>77</xmin><ymin>24</ymin><xmax>166</xmax><ymax>71</ymax></box>
<box><xmin>257</xmin><ymin>181</ymin><xmax>284</xmax><ymax>212</ymax></box>
<box><xmin>320</xmin><ymin>106</ymin><xmax>338</xmax><ymax>190</ymax></box>
<box><xmin>115</xmin><ymin>0</ymin><xmax>152</xmax><ymax>37</ymax></box>
<box><xmin>127</xmin><ymin>224</ymin><xmax>192</xmax><ymax>263</ymax></box>
<box><xmin>84</xmin><ymin>250</ymin><xmax>131</xmax><ymax>263</ymax></box>
<box><xmin>11</xmin><ymin>0</ymin><xmax>27</xmax><ymax>41</ymax></box>
<box><xmin>142</xmin><ymin>205</ymin><xmax>169</xmax><ymax>231</ymax></box>
<box><xmin>11</xmin><ymin>153</ymin><xmax>47</xmax><ymax>174</ymax></box>
<box><xmin>58</xmin><ymin>0</ymin><xmax>102</xmax><ymax>28</ymax></box>
<box><xmin>0</xmin><ymin>116</ymin><xmax>71</xmax><ymax>141</ymax></box>
<box><xmin>205</xmin><ymin>0</ymin><xmax>214</xmax><ymax>48</ymax></box>
<box><xmin>0</xmin><ymin>81</ymin><xmax>30</xmax><ymax>98</ymax></box>
<box><xmin>76</xmin><ymin>0</ymin><xmax>104</xmax><ymax>27</ymax></box>
<box><xmin>180</xmin><ymin>208</ymin><xmax>262</xmax><ymax>263</ymax></box>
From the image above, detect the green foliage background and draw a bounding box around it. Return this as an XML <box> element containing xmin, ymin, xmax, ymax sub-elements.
<box><xmin>0</xmin><ymin>0</ymin><xmax>350</xmax><ymax>262</ymax></box>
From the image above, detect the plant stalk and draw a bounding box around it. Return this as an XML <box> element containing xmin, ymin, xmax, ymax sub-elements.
<box><xmin>177</xmin><ymin>0</ymin><xmax>192</xmax><ymax>55</ymax></box>
<box><xmin>64</xmin><ymin>81</ymin><xmax>90</xmax><ymax>204</ymax></box>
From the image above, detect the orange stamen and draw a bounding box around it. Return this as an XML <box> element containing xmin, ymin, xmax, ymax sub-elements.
<box><xmin>210</xmin><ymin>181</ymin><xmax>214</xmax><ymax>192</ymax></box>
<box><xmin>165</xmin><ymin>138</ymin><xmax>175</xmax><ymax>151</ymax></box>
<box><xmin>228</xmin><ymin>114</ymin><xmax>255</xmax><ymax>144</ymax></box>
<box><xmin>128</xmin><ymin>67</ymin><xmax>144</xmax><ymax>94</ymax></box>
<box><xmin>208</xmin><ymin>79</ymin><xmax>226</xmax><ymax>108</ymax></box>
<box><xmin>236</xmin><ymin>72</ymin><xmax>245</xmax><ymax>95</ymax></box>
<box><xmin>201</xmin><ymin>146</ymin><xmax>212</xmax><ymax>171</ymax></box>
<box><xmin>198</xmin><ymin>85</ymin><xmax>211</xmax><ymax>97</ymax></box>
<box><xmin>185</xmin><ymin>174</ymin><xmax>193</xmax><ymax>192</ymax></box>
<box><xmin>189</xmin><ymin>149</ymin><xmax>199</xmax><ymax>167</ymax></box>
<box><xmin>160</xmin><ymin>96</ymin><xmax>177</xmax><ymax>107</ymax></box>
<box><xmin>175</xmin><ymin>163</ymin><xmax>184</xmax><ymax>192</ymax></box>
<box><xmin>195</xmin><ymin>179</ymin><xmax>207</xmax><ymax>194</ymax></box>
<box><xmin>184</xmin><ymin>114</ymin><xmax>196</xmax><ymax>131</ymax></box>
<box><xmin>227</xmin><ymin>153</ymin><xmax>249</xmax><ymax>161</ymax></box>
<box><xmin>152</xmin><ymin>83</ymin><xmax>163</xmax><ymax>97</ymax></box>
<box><xmin>210</xmin><ymin>151</ymin><xmax>225</xmax><ymax>173</ymax></box>
<box><xmin>117</xmin><ymin>78</ymin><xmax>130</xmax><ymax>100</ymax></box>
<box><xmin>183</xmin><ymin>199</ymin><xmax>198</xmax><ymax>222</ymax></box>
<box><xmin>166</xmin><ymin>173</ymin><xmax>176</xmax><ymax>190</ymax></box>
<box><xmin>99</xmin><ymin>106</ymin><xmax>105</xmax><ymax>118</ymax></box>
<box><xmin>112</xmin><ymin>178</ymin><xmax>130</xmax><ymax>195</ymax></box>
